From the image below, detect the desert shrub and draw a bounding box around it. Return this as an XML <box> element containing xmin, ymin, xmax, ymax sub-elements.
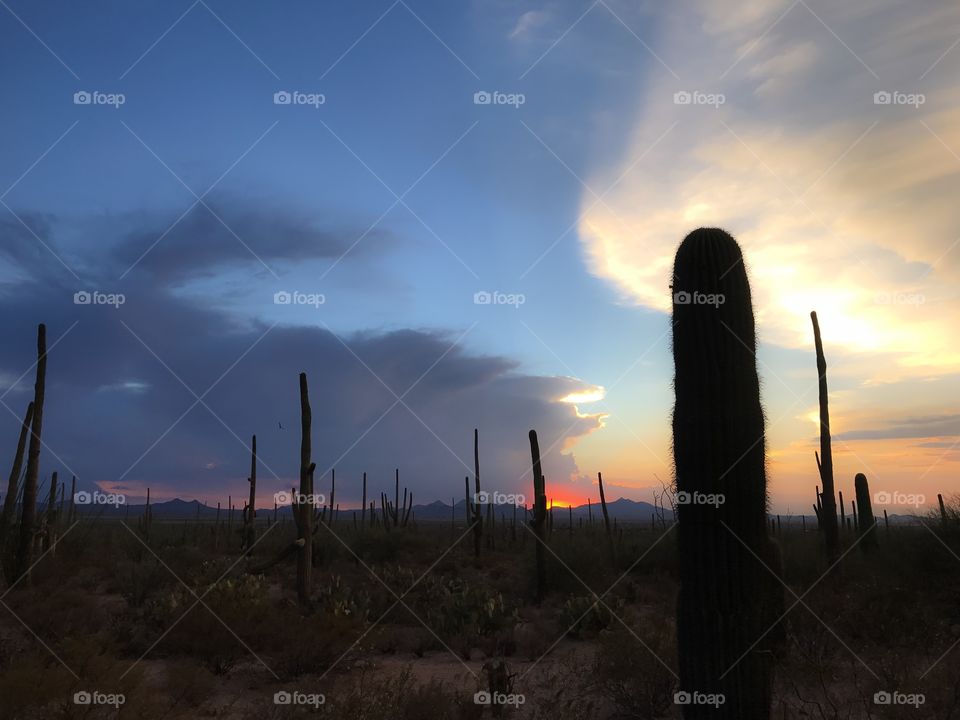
<box><xmin>321</xmin><ymin>666</ymin><xmax>482</xmax><ymax>720</ymax></box>
<box><xmin>146</xmin><ymin>573</ymin><xmax>269</xmax><ymax>674</ymax></box>
<box><xmin>593</xmin><ymin>623</ymin><xmax>677</xmax><ymax>719</ymax></box>
<box><xmin>113</xmin><ymin>558</ymin><xmax>170</xmax><ymax>608</ymax></box>
<box><xmin>316</xmin><ymin>574</ymin><xmax>372</xmax><ymax>621</ymax></box>
<box><xmin>269</xmin><ymin>611</ymin><xmax>366</xmax><ymax>678</ymax></box>
<box><xmin>557</xmin><ymin>594</ymin><xmax>620</xmax><ymax>639</ymax></box>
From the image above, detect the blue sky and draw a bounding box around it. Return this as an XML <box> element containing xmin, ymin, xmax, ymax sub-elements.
<box><xmin>2</xmin><ymin>0</ymin><xmax>959</xmax><ymax>512</ymax></box>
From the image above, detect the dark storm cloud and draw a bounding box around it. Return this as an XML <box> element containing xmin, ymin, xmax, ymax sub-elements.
<box><xmin>0</xmin><ymin>201</ymin><xmax>602</xmax><ymax>505</ymax></box>
<box><xmin>110</xmin><ymin>197</ymin><xmax>388</xmax><ymax>284</ymax></box>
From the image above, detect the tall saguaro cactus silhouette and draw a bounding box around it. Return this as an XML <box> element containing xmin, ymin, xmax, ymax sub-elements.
<box><xmin>672</xmin><ymin>229</ymin><xmax>781</xmax><ymax>719</ymax></box>
<box><xmin>811</xmin><ymin>311</ymin><xmax>840</xmax><ymax>565</ymax></box>
<box><xmin>15</xmin><ymin>325</ymin><xmax>47</xmax><ymax>583</ymax></box>
<box><xmin>242</xmin><ymin>435</ymin><xmax>257</xmax><ymax>553</ymax></box>
<box><xmin>854</xmin><ymin>473</ymin><xmax>878</xmax><ymax>550</ymax></box>
<box><xmin>0</xmin><ymin>401</ymin><xmax>33</xmax><ymax>550</ymax></box>
<box><xmin>528</xmin><ymin>430</ymin><xmax>547</xmax><ymax>604</ymax></box>
<box><xmin>296</xmin><ymin>373</ymin><xmax>314</xmax><ymax>608</ymax></box>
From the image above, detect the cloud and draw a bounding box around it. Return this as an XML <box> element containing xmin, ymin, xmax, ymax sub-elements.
<box><xmin>835</xmin><ymin>414</ymin><xmax>960</xmax><ymax>441</ymax></box>
<box><xmin>509</xmin><ymin>10</ymin><xmax>551</xmax><ymax>40</ymax></box>
<box><xmin>0</xmin><ymin>199</ymin><xmax>604</xmax><ymax>505</ymax></box>
<box><xmin>577</xmin><ymin>0</ymin><xmax>960</xmax><ymax>381</ymax></box>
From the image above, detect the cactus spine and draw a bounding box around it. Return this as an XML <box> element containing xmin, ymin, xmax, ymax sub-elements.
<box><xmin>671</xmin><ymin>229</ymin><xmax>781</xmax><ymax>718</ymax></box>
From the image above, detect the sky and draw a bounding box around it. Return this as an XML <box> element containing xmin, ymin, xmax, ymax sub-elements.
<box><xmin>0</xmin><ymin>0</ymin><xmax>957</xmax><ymax>514</ymax></box>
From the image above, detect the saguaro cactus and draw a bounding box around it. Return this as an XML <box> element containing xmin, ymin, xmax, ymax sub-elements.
<box><xmin>598</xmin><ymin>471</ymin><xmax>614</xmax><ymax>565</ymax></box>
<box><xmin>15</xmin><ymin>324</ymin><xmax>47</xmax><ymax>583</ymax></box>
<box><xmin>854</xmin><ymin>473</ymin><xmax>877</xmax><ymax>550</ymax></box>
<box><xmin>528</xmin><ymin>430</ymin><xmax>547</xmax><ymax>604</ymax></box>
<box><xmin>473</xmin><ymin>429</ymin><xmax>483</xmax><ymax>557</ymax></box>
<box><xmin>811</xmin><ymin>311</ymin><xmax>840</xmax><ymax>565</ymax></box>
<box><xmin>242</xmin><ymin>434</ymin><xmax>257</xmax><ymax>553</ymax></box>
<box><xmin>296</xmin><ymin>373</ymin><xmax>314</xmax><ymax>608</ymax></box>
<box><xmin>671</xmin><ymin>229</ymin><xmax>781</xmax><ymax>719</ymax></box>
<box><xmin>0</xmin><ymin>401</ymin><xmax>33</xmax><ymax>548</ymax></box>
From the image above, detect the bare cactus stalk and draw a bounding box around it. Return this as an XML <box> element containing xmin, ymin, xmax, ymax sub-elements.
<box><xmin>528</xmin><ymin>430</ymin><xmax>547</xmax><ymax>604</ymax></box>
<box><xmin>361</xmin><ymin>472</ymin><xmax>367</xmax><ymax>530</ymax></box>
<box><xmin>854</xmin><ymin>473</ymin><xmax>877</xmax><ymax>550</ymax></box>
<box><xmin>811</xmin><ymin>312</ymin><xmax>840</xmax><ymax>566</ymax></box>
<box><xmin>296</xmin><ymin>372</ymin><xmax>314</xmax><ymax>608</ymax></box>
<box><xmin>938</xmin><ymin>493</ymin><xmax>947</xmax><ymax>527</ymax></box>
<box><xmin>14</xmin><ymin>325</ymin><xmax>46</xmax><ymax>583</ymax></box>
<box><xmin>242</xmin><ymin>435</ymin><xmax>257</xmax><ymax>552</ymax></box>
<box><xmin>883</xmin><ymin>508</ymin><xmax>889</xmax><ymax>531</ymax></box>
<box><xmin>473</xmin><ymin>429</ymin><xmax>483</xmax><ymax>558</ymax></box>
<box><xmin>43</xmin><ymin>471</ymin><xmax>58</xmax><ymax>553</ymax></box>
<box><xmin>838</xmin><ymin>490</ymin><xmax>846</xmax><ymax>535</ymax></box>
<box><xmin>68</xmin><ymin>475</ymin><xmax>76</xmax><ymax>524</ymax></box>
<box><xmin>0</xmin><ymin>401</ymin><xmax>33</xmax><ymax>549</ymax></box>
<box><xmin>598</xmin><ymin>471</ymin><xmax>615</xmax><ymax>565</ymax></box>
